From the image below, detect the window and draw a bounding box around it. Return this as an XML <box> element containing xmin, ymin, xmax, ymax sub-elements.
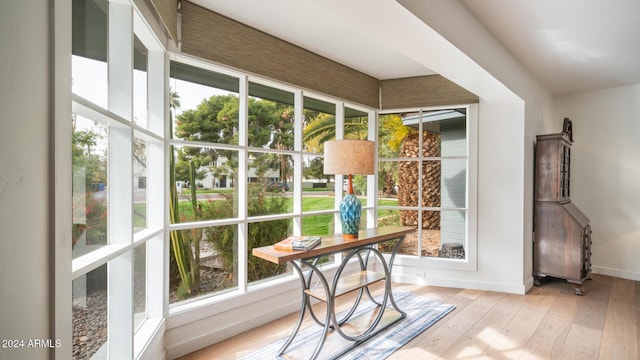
<box><xmin>248</xmin><ymin>80</ymin><xmax>296</xmax><ymax>217</ymax></box>
<box><xmin>71</xmin><ymin>0</ymin><xmax>165</xmax><ymax>358</ymax></box>
<box><xmin>168</xmin><ymin>60</ymin><xmax>242</xmax><ymax>303</ymax></box>
<box><xmin>302</xmin><ymin>96</ymin><xmax>336</xmax><ymax>211</ymax></box>
<box><xmin>64</xmin><ymin>1</ymin><xmax>479</xmax><ymax>359</ymax></box>
<box><xmin>377</xmin><ymin>108</ymin><xmax>476</xmax><ymax>267</ymax></box>
<box><xmin>168</xmin><ymin>55</ymin><xmax>382</xmax><ymax>305</ymax></box>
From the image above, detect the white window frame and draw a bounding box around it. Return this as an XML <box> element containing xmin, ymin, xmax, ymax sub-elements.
<box><xmin>378</xmin><ymin>104</ymin><xmax>478</xmax><ymax>271</ymax></box>
<box><xmin>62</xmin><ymin>1</ymin><xmax>168</xmax><ymax>359</ymax></box>
<box><xmin>166</xmin><ymin>54</ymin><xmax>380</xmax><ymax>312</ymax></box>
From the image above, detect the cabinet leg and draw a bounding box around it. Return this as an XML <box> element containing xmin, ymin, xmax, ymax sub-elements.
<box><xmin>533</xmin><ymin>276</ymin><xmax>542</xmax><ymax>287</ymax></box>
<box><xmin>574</xmin><ymin>285</ymin><xmax>583</xmax><ymax>296</ymax></box>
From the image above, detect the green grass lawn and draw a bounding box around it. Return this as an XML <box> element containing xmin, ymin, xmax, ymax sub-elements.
<box><xmin>187</xmin><ymin>188</ymin><xmax>233</xmax><ymax>195</ymax></box>
<box><xmin>299</xmin><ymin>196</ymin><xmax>334</xmax><ymax>211</ymax></box>
<box><xmin>134</xmin><ymin>203</ymin><xmax>146</xmax><ymax>228</ymax></box>
<box><xmin>302</xmin><ymin>213</ymin><xmax>334</xmax><ymax>235</ymax></box>
<box><xmin>135</xmin><ymin>196</ymin><xmax>399</xmax><ymax>231</ymax></box>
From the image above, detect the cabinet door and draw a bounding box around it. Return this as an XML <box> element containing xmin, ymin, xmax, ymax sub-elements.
<box><xmin>535</xmin><ymin>135</ymin><xmax>572</xmax><ymax>202</ymax></box>
<box><xmin>533</xmin><ymin>203</ymin><xmax>566</xmax><ymax>277</ymax></box>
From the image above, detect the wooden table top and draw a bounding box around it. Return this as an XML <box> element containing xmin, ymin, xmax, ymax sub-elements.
<box><xmin>252</xmin><ymin>226</ymin><xmax>415</xmax><ymax>265</ymax></box>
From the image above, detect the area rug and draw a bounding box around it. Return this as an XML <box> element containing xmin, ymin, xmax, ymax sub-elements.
<box><xmin>239</xmin><ymin>291</ymin><xmax>455</xmax><ymax>359</ymax></box>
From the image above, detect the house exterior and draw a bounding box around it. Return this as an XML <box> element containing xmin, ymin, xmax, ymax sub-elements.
<box><xmin>1</xmin><ymin>1</ymin><xmax>638</xmax><ymax>360</ymax></box>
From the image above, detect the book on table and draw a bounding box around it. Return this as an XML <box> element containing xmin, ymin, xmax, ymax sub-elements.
<box><xmin>274</xmin><ymin>236</ymin><xmax>322</xmax><ymax>251</ymax></box>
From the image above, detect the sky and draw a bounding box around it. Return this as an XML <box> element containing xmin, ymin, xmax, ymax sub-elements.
<box><xmin>71</xmin><ymin>55</ymin><xmax>226</xmax><ymax>127</ymax></box>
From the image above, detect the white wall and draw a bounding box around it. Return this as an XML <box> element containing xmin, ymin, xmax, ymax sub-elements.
<box><xmin>554</xmin><ymin>84</ymin><xmax>640</xmax><ymax>281</ymax></box>
<box><xmin>395</xmin><ymin>0</ymin><xmax>554</xmax><ymax>293</ymax></box>
<box><xmin>394</xmin><ymin>101</ymin><xmax>529</xmax><ymax>294</ymax></box>
<box><xmin>0</xmin><ymin>1</ymin><xmax>54</xmax><ymax>359</ymax></box>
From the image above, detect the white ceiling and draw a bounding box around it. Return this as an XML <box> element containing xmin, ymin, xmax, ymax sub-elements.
<box><xmin>461</xmin><ymin>0</ymin><xmax>640</xmax><ymax>95</ymax></box>
<box><xmin>190</xmin><ymin>0</ymin><xmax>640</xmax><ymax>96</ymax></box>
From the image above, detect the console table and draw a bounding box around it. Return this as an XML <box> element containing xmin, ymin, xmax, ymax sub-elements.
<box><xmin>252</xmin><ymin>226</ymin><xmax>414</xmax><ymax>360</ymax></box>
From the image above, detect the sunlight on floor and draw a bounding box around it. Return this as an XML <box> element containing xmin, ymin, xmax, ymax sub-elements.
<box><xmin>388</xmin><ymin>347</ymin><xmax>437</xmax><ymax>359</ymax></box>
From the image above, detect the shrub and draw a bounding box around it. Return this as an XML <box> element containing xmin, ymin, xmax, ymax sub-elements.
<box><xmin>205</xmin><ymin>184</ymin><xmax>289</xmax><ymax>282</ymax></box>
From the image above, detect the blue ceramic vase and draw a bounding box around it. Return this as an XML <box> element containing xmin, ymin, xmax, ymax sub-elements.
<box><xmin>340</xmin><ymin>193</ymin><xmax>361</xmax><ymax>237</ymax></box>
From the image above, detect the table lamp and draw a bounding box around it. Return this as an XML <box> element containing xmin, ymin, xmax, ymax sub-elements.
<box><xmin>323</xmin><ymin>139</ymin><xmax>375</xmax><ymax>238</ymax></box>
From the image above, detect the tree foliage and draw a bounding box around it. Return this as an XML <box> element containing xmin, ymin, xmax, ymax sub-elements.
<box><xmin>378</xmin><ymin>114</ymin><xmax>415</xmax><ymax>156</ymax></box>
<box><xmin>303</xmin><ymin>156</ymin><xmax>328</xmax><ymax>182</ymax></box>
<box><xmin>301</xmin><ymin>113</ymin><xmax>370</xmax><ymax>192</ymax></box>
<box><xmin>173</xmin><ymin>95</ymin><xmax>295</xmax><ymax>183</ymax></box>
<box><xmin>168</xmin><ymin>91</ymin><xmax>296</xmax><ymax>295</ymax></box>
<box><xmin>303</xmin><ymin>112</ymin><xmax>335</xmax><ymax>151</ymax></box>
<box><xmin>303</xmin><ymin>114</ymin><xmax>369</xmax><ymax>145</ymax></box>
<box><xmin>72</xmin><ymin>120</ymin><xmax>108</xmax><ymax>247</ymax></box>
<box><xmin>72</xmin><ymin>127</ymin><xmax>107</xmax><ymax>186</ymax></box>
<box><xmin>173</xmin><ymin>95</ymin><xmax>238</xmax><ymax>182</ymax></box>
<box><xmin>204</xmin><ymin>184</ymin><xmax>289</xmax><ymax>282</ymax></box>
<box><xmin>376</xmin><ymin>114</ymin><xmax>417</xmax><ymax>194</ymax></box>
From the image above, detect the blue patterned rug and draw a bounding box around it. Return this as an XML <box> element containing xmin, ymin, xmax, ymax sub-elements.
<box><xmin>239</xmin><ymin>291</ymin><xmax>455</xmax><ymax>359</ymax></box>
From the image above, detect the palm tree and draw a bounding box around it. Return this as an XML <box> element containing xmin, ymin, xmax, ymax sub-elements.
<box><xmin>303</xmin><ymin>114</ymin><xmax>369</xmax><ymax>148</ymax></box>
<box><xmin>169</xmin><ymin>87</ymin><xmax>181</xmax><ymax>113</ymax></box>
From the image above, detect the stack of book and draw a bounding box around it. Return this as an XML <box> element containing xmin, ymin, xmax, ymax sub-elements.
<box><xmin>274</xmin><ymin>236</ymin><xmax>322</xmax><ymax>251</ymax></box>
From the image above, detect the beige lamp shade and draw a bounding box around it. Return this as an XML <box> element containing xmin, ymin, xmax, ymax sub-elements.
<box><xmin>323</xmin><ymin>140</ymin><xmax>375</xmax><ymax>175</ymax></box>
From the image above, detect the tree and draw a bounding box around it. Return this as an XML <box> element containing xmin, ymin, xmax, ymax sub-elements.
<box><xmin>168</xmin><ymin>91</ymin><xmax>296</xmax><ymax>299</ymax></box>
<box><xmin>302</xmin><ymin>113</ymin><xmax>370</xmax><ymax>191</ymax></box>
<box><xmin>174</xmin><ymin>94</ymin><xmax>295</xmax><ymax>184</ymax></box>
<box><xmin>72</xmin><ymin>118</ymin><xmax>108</xmax><ymax>247</ymax></box>
<box><xmin>302</xmin><ymin>112</ymin><xmax>335</xmax><ymax>151</ymax></box>
<box><xmin>303</xmin><ymin>156</ymin><xmax>328</xmax><ymax>181</ymax></box>
<box><xmin>168</xmin><ymin>88</ymin><xmax>203</xmax><ymax>298</ymax></box>
<box><xmin>377</xmin><ymin>114</ymin><xmax>417</xmax><ymax>195</ymax></box>
<box><xmin>72</xmin><ymin>126</ymin><xmax>107</xmax><ymax>187</ymax></box>
<box><xmin>378</xmin><ymin>114</ymin><xmax>415</xmax><ymax>156</ymax></box>
<box><xmin>303</xmin><ymin>114</ymin><xmax>369</xmax><ymax>146</ymax></box>
<box><xmin>170</xmin><ymin>88</ymin><xmax>181</xmax><ymax>112</ymax></box>
<box><xmin>246</xmin><ymin>99</ymin><xmax>294</xmax><ymax>183</ymax></box>
<box><xmin>205</xmin><ymin>184</ymin><xmax>289</xmax><ymax>283</ymax></box>
<box><xmin>172</xmin><ymin>95</ymin><xmax>237</xmax><ymax>182</ymax></box>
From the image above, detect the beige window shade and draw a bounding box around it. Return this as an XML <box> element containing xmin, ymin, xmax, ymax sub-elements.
<box><xmin>149</xmin><ymin>0</ymin><xmax>179</xmax><ymax>44</ymax></box>
<box><xmin>178</xmin><ymin>2</ymin><xmax>479</xmax><ymax>111</ymax></box>
<box><xmin>381</xmin><ymin>75</ymin><xmax>479</xmax><ymax>110</ymax></box>
<box><xmin>179</xmin><ymin>1</ymin><xmax>379</xmax><ymax>109</ymax></box>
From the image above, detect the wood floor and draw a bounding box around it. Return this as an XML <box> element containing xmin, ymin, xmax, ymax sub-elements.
<box><xmin>179</xmin><ymin>274</ymin><xmax>639</xmax><ymax>359</ymax></box>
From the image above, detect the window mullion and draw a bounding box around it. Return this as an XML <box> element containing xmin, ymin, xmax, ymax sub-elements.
<box><xmin>292</xmin><ymin>90</ymin><xmax>303</xmax><ymax>233</ymax></box>
<box><xmin>367</xmin><ymin>109</ymin><xmax>377</xmax><ymax>228</ymax></box>
<box><xmin>466</xmin><ymin>104</ymin><xmax>479</xmax><ymax>270</ymax></box>
<box><xmin>147</xmin><ymin>49</ymin><xmax>166</xmax><ymax>137</ymax></box>
<box><xmin>145</xmin><ymin>49</ymin><xmax>166</xmax><ymax>321</ymax></box>
<box><xmin>238</xmin><ymin>75</ymin><xmax>248</xmax><ymax>292</ymax></box>
<box><xmin>108</xmin><ymin>2</ymin><xmax>134</xmax><ymax>358</ymax></box>
<box><xmin>417</xmin><ymin>110</ymin><xmax>424</xmax><ymax>257</ymax></box>
<box><xmin>333</xmin><ymin>103</ymin><xmax>346</xmax><ymax>235</ymax></box>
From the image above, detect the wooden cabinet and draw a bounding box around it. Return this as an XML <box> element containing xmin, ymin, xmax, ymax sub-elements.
<box><xmin>533</xmin><ymin>130</ymin><xmax>591</xmax><ymax>295</ymax></box>
<box><xmin>535</xmin><ymin>134</ymin><xmax>572</xmax><ymax>202</ymax></box>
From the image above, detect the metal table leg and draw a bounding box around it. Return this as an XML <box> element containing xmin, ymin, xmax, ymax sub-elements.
<box><xmin>278</xmin><ymin>234</ymin><xmax>407</xmax><ymax>359</ymax></box>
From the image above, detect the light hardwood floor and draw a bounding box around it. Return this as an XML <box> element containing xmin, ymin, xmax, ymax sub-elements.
<box><xmin>179</xmin><ymin>274</ymin><xmax>639</xmax><ymax>359</ymax></box>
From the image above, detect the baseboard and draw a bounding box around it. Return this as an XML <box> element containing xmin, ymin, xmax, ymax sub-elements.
<box><xmin>523</xmin><ymin>276</ymin><xmax>535</xmax><ymax>293</ymax></box>
<box><xmin>391</xmin><ymin>273</ymin><xmax>528</xmax><ymax>295</ymax></box>
<box><xmin>592</xmin><ymin>266</ymin><xmax>640</xmax><ymax>281</ymax></box>
<box><xmin>166</xmin><ymin>299</ymin><xmax>299</xmax><ymax>359</ymax></box>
